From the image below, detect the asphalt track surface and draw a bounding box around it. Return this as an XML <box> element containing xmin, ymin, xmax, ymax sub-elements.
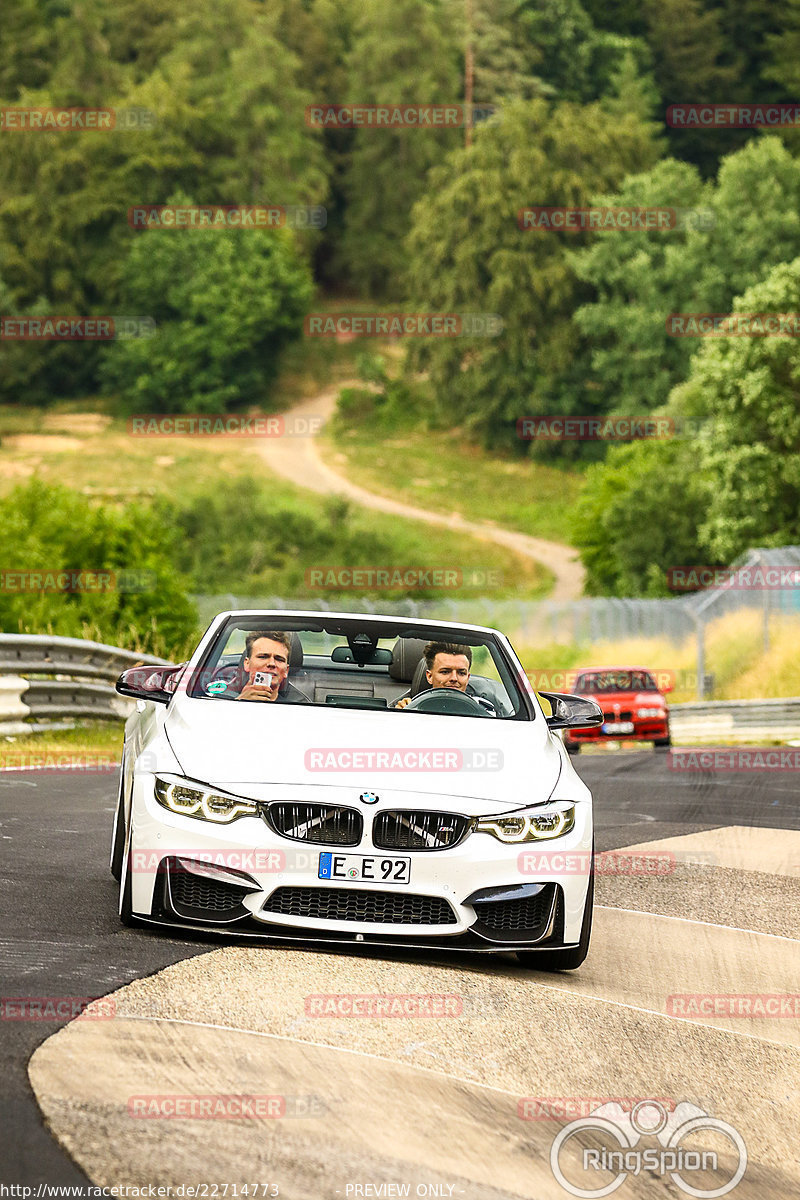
<box><xmin>2</xmin><ymin>752</ymin><xmax>799</xmax><ymax>1196</ymax></box>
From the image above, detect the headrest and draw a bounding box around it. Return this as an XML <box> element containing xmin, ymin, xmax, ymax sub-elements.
<box><xmin>410</xmin><ymin>656</ymin><xmax>430</xmax><ymax>697</ymax></box>
<box><xmin>288</xmin><ymin>632</ymin><xmax>303</xmax><ymax>671</ymax></box>
<box><xmin>389</xmin><ymin>637</ymin><xmax>427</xmax><ymax>682</ymax></box>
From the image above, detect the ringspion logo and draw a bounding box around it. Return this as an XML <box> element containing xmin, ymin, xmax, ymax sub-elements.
<box><xmin>550</xmin><ymin>1100</ymin><xmax>746</xmax><ymax>1198</ymax></box>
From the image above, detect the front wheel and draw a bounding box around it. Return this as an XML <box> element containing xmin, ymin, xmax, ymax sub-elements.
<box><xmin>516</xmin><ymin>857</ymin><xmax>593</xmax><ymax>971</ymax></box>
<box><xmin>565</xmin><ymin>741</ymin><xmax>580</xmax><ymax>756</ymax></box>
<box><xmin>110</xmin><ymin>755</ymin><xmax>126</xmax><ymax>882</ymax></box>
<box><xmin>118</xmin><ymin>817</ymin><xmax>139</xmax><ymax>927</ymax></box>
<box><xmin>654</xmin><ymin>736</ymin><xmax>671</xmax><ymax>749</ymax></box>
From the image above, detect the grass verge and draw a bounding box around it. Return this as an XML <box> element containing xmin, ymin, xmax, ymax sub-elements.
<box><xmin>323</xmin><ymin>388</ymin><xmax>584</xmax><ymax>545</ymax></box>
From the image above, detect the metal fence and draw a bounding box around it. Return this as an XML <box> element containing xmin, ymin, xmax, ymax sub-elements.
<box><xmin>192</xmin><ymin>546</ymin><xmax>800</xmax><ymax>698</ymax></box>
<box><xmin>0</xmin><ymin>634</ymin><xmax>168</xmax><ymax>730</ymax></box>
<box><xmin>2</xmin><ymin>633</ymin><xmax>798</xmax><ymax>741</ymax></box>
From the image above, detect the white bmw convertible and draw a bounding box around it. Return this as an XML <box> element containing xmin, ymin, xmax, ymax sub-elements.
<box><xmin>112</xmin><ymin>610</ymin><xmax>602</xmax><ymax>969</ymax></box>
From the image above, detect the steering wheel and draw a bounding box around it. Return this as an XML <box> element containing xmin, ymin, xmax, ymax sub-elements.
<box><xmin>402</xmin><ymin>687</ymin><xmax>494</xmax><ymax>717</ymax></box>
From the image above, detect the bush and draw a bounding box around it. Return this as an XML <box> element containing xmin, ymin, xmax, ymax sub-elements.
<box><xmin>153</xmin><ymin>477</ymin><xmax>396</xmax><ymax>596</ymax></box>
<box><xmin>101</xmin><ymin>218</ymin><xmax>314</xmax><ymax>415</ymax></box>
<box><xmin>0</xmin><ymin>480</ymin><xmax>198</xmax><ymax>656</ymax></box>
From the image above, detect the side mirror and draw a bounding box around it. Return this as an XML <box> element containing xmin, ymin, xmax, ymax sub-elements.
<box><xmin>116</xmin><ymin>663</ymin><xmax>182</xmax><ymax>706</ymax></box>
<box><xmin>538</xmin><ymin>690</ymin><xmax>603</xmax><ymax>730</ymax></box>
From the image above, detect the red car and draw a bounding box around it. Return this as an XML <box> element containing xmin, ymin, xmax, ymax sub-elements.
<box><xmin>562</xmin><ymin>667</ymin><xmax>671</xmax><ymax>753</ymax></box>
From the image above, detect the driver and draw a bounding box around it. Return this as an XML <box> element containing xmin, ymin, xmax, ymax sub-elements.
<box><xmin>394</xmin><ymin>641</ymin><xmax>474</xmax><ymax>710</ymax></box>
<box><xmin>231</xmin><ymin>631</ymin><xmax>310</xmax><ymax>703</ymax></box>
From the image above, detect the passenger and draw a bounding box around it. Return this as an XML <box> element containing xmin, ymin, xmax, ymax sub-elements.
<box><xmin>232</xmin><ymin>631</ymin><xmax>310</xmax><ymax>703</ymax></box>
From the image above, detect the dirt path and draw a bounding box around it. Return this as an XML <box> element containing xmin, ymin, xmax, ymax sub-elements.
<box><xmin>254</xmin><ymin>385</ymin><xmax>585</xmax><ymax>601</ymax></box>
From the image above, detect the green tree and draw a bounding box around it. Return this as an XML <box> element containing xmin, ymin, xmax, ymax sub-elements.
<box><xmin>683</xmin><ymin>259</ymin><xmax>800</xmax><ymax>559</ymax></box>
<box><xmin>0</xmin><ymin>480</ymin><xmax>197</xmax><ymax>654</ymax></box>
<box><xmin>571</xmin><ymin>138</ymin><xmax>800</xmax><ymax>415</ymax></box>
<box><xmin>570</xmin><ymin>158</ymin><xmax>710</xmax><ymax>415</ymax></box>
<box><xmin>403</xmin><ymin>97</ymin><xmax>659</xmax><ymax>448</ymax></box>
<box><xmin>334</xmin><ymin>0</ymin><xmax>461</xmax><ymax>297</ymax></box>
<box><xmin>642</xmin><ymin>0</ymin><xmax>742</xmax><ymax>173</ymax></box>
<box><xmin>101</xmin><ymin>218</ymin><xmax>314</xmax><ymax>414</ymax></box>
<box><xmin>574</xmin><ymin>438</ymin><xmax>712</xmax><ymax>595</ymax></box>
<box><xmin>0</xmin><ymin>0</ymin><xmax>327</xmax><ymax>402</ymax></box>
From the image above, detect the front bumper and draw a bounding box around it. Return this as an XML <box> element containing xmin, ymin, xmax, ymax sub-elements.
<box><xmin>566</xmin><ymin>717</ymin><xmax>669</xmax><ymax>743</ymax></box>
<box><xmin>127</xmin><ymin>775</ymin><xmax>592</xmax><ymax>952</ymax></box>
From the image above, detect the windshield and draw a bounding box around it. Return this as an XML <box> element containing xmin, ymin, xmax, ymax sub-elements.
<box><xmin>574</xmin><ymin>670</ymin><xmax>659</xmax><ymax>694</ymax></box>
<box><xmin>187</xmin><ymin>617</ymin><xmax>527</xmax><ymax>718</ymax></box>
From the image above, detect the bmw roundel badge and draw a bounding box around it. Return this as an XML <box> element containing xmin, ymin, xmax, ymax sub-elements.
<box><xmin>359</xmin><ymin>791</ymin><xmax>379</xmax><ymax>805</ymax></box>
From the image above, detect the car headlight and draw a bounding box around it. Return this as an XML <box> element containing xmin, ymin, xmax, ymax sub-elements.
<box><xmin>154</xmin><ymin>774</ymin><xmax>259</xmax><ymax>824</ymax></box>
<box><xmin>637</xmin><ymin>707</ymin><xmax>665</xmax><ymax>718</ymax></box>
<box><xmin>474</xmin><ymin>803</ymin><xmax>575</xmax><ymax>843</ymax></box>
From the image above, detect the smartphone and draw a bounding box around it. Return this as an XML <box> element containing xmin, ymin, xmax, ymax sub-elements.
<box><xmin>253</xmin><ymin>672</ymin><xmax>273</xmax><ymax>688</ymax></box>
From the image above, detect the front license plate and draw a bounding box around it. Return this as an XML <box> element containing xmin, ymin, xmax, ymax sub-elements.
<box><xmin>318</xmin><ymin>852</ymin><xmax>411</xmax><ymax>885</ymax></box>
<box><xmin>602</xmin><ymin>721</ymin><xmax>635</xmax><ymax>734</ymax></box>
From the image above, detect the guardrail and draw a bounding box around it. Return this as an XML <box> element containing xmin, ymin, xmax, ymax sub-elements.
<box><xmin>0</xmin><ymin>634</ymin><xmax>170</xmax><ymax>728</ymax></box>
<box><xmin>669</xmin><ymin>697</ymin><xmax>800</xmax><ymax>742</ymax></box>
<box><xmin>2</xmin><ymin>633</ymin><xmax>799</xmax><ymax>741</ymax></box>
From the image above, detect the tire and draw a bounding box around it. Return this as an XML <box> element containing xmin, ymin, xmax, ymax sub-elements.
<box><xmin>118</xmin><ymin>817</ymin><xmax>139</xmax><ymax>927</ymax></box>
<box><xmin>565</xmin><ymin>741</ymin><xmax>580</xmax><ymax>756</ymax></box>
<box><xmin>110</xmin><ymin>756</ymin><xmax>126</xmax><ymax>882</ymax></box>
<box><xmin>516</xmin><ymin>853</ymin><xmax>594</xmax><ymax>971</ymax></box>
<box><xmin>654</xmin><ymin>736</ymin><xmax>671</xmax><ymax>750</ymax></box>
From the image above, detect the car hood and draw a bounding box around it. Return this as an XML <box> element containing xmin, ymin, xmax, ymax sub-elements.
<box><xmin>162</xmin><ymin>693</ymin><xmax>561</xmax><ymax>808</ymax></box>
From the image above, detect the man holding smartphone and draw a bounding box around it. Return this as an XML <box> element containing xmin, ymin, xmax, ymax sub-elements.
<box><xmin>234</xmin><ymin>631</ymin><xmax>310</xmax><ymax>703</ymax></box>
